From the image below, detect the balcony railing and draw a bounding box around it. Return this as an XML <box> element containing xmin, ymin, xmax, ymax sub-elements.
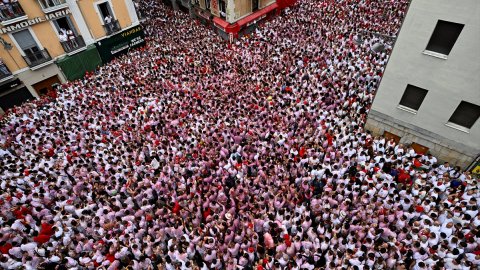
<box><xmin>103</xmin><ymin>20</ymin><xmax>121</xmax><ymax>36</ymax></box>
<box><xmin>23</xmin><ymin>49</ymin><xmax>52</xmax><ymax>68</ymax></box>
<box><xmin>60</xmin><ymin>35</ymin><xmax>86</xmax><ymax>53</ymax></box>
<box><xmin>0</xmin><ymin>2</ymin><xmax>26</xmax><ymax>23</ymax></box>
<box><xmin>38</xmin><ymin>0</ymin><xmax>68</xmax><ymax>13</ymax></box>
<box><xmin>0</xmin><ymin>61</ymin><xmax>12</xmax><ymax>80</ymax></box>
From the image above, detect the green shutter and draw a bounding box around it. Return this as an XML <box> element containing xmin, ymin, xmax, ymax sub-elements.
<box><xmin>57</xmin><ymin>45</ymin><xmax>102</xmax><ymax>81</ymax></box>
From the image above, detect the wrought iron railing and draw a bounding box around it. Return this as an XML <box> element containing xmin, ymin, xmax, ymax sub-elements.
<box><xmin>103</xmin><ymin>20</ymin><xmax>121</xmax><ymax>36</ymax></box>
<box><xmin>23</xmin><ymin>49</ymin><xmax>52</xmax><ymax>68</ymax></box>
<box><xmin>60</xmin><ymin>35</ymin><xmax>86</xmax><ymax>53</ymax></box>
<box><xmin>0</xmin><ymin>2</ymin><xmax>26</xmax><ymax>22</ymax></box>
<box><xmin>0</xmin><ymin>61</ymin><xmax>12</xmax><ymax>80</ymax></box>
<box><xmin>38</xmin><ymin>0</ymin><xmax>67</xmax><ymax>10</ymax></box>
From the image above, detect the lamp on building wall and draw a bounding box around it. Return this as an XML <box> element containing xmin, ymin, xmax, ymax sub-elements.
<box><xmin>0</xmin><ymin>36</ymin><xmax>13</xmax><ymax>51</ymax></box>
<box><xmin>0</xmin><ymin>36</ymin><xmax>21</xmax><ymax>70</ymax></box>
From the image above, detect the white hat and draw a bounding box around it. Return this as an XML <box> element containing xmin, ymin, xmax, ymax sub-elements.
<box><xmin>36</xmin><ymin>247</ymin><xmax>46</xmax><ymax>257</ymax></box>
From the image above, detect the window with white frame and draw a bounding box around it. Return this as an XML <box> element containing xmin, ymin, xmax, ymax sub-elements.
<box><xmin>425</xmin><ymin>20</ymin><xmax>464</xmax><ymax>56</ymax></box>
<box><xmin>447</xmin><ymin>101</ymin><xmax>480</xmax><ymax>130</ymax></box>
<box><xmin>398</xmin><ymin>84</ymin><xmax>428</xmax><ymax>112</ymax></box>
<box><xmin>12</xmin><ymin>30</ymin><xmax>41</xmax><ymax>58</ymax></box>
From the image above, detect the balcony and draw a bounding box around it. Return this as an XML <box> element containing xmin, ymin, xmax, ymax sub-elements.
<box><xmin>103</xmin><ymin>20</ymin><xmax>121</xmax><ymax>36</ymax></box>
<box><xmin>38</xmin><ymin>0</ymin><xmax>68</xmax><ymax>13</ymax></box>
<box><xmin>0</xmin><ymin>2</ymin><xmax>27</xmax><ymax>26</ymax></box>
<box><xmin>60</xmin><ymin>35</ymin><xmax>86</xmax><ymax>53</ymax></box>
<box><xmin>0</xmin><ymin>61</ymin><xmax>13</xmax><ymax>82</ymax></box>
<box><xmin>23</xmin><ymin>49</ymin><xmax>52</xmax><ymax>68</ymax></box>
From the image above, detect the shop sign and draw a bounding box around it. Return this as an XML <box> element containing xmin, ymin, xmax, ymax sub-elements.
<box><xmin>0</xmin><ymin>78</ymin><xmax>22</xmax><ymax>94</ymax></box>
<box><xmin>95</xmin><ymin>26</ymin><xmax>146</xmax><ymax>64</ymax></box>
<box><xmin>469</xmin><ymin>156</ymin><xmax>480</xmax><ymax>177</ymax></box>
<box><xmin>0</xmin><ymin>9</ymin><xmax>72</xmax><ymax>34</ymax></box>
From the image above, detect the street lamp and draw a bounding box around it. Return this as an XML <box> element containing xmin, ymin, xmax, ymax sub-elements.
<box><xmin>0</xmin><ymin>36</ymin><xmax>20</xmax><ymax>70</ymax></box>
<box><xmin>0</xmin><ymin>36</ymin><xmax>13</xmax><ymax>50</ymax></box>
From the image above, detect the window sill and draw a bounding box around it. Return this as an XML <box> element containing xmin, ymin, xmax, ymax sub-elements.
<box><xmin>0</xmin><ymin>75</ymin><xmax>14</xmax><ymax>84</ymax></box>
<box><xmin>1</xmin><ymin>15</ymin><xmax>28</xmax><ymax>26</ymax></box>
<box><xmin>67</xmin><ymin>46</ymin><xmax>87</xmax><ymax>56</ymax></box>
<box><xmin>42</xmin><ymin>3</ymin><xmax>69</xmax><ymax>13</ymax></box>
<box><xmin>397</xmin><ymin>105</ymin><xmax>418</xmax><ymax>115</ymax></box>
<box><xmin>445</xmin><ymin>122</ymin><xmax>470</xmax><ymax>133</ymax></box>
<box><xmin>29</xmin><ymin>60</ymin><xmax>54</xmax><ymax>71</ymax></box>
<box><xmin>422</xmin><ymin>50</ymin><xmax>448</xmax><ymax>60</ymax></box>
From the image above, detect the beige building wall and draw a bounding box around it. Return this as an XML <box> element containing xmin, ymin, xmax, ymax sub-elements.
<box><xmin>259</xmin><ymin>0</ymin><xmax>275</xmax><ymax>9</ymax></box>
<box><xmin>77</xmin><ymin>1</ymin><xmax>105</xmax><ymax>39</ymax></box>
<box><xmin>78</xmin><ymin>0</ymin><xmax>134</xmax><ymax>39</ymax></box>
<box><xmin>31</xmin><ymin>23</ymin><xmax>65</xmax><ymax>59</ymax></box>
<box><xmin>0</xmin><ymin>34</ymin><xmax>28</xmax><ymax>71</ymax></box>
<box><xmin>0</xmin><ymin>0</ymin><xmax>140</xmax><ymax>113</ymax></box>
<box><xmin>234</xmin><ymin>0</ymin><xmax>252</xmax><ymax>20</ymax></box>
<box><xmin>112</xmin><ymin>0</ymin><xmax>135</xmax><ymax>28</ymax></box>
<box><xmin>0</xmin><ymin>1</ymin><xmax>89</xmax><ymax>73</ymax></box>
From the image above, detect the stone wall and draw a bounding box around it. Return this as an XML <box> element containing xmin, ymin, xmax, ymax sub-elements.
<box><xmin>366</xmin><ymin>109</ymin><xmax>479</xmax><ymax>169</ymax></box>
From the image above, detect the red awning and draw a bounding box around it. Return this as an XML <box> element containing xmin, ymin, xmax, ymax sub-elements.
<box><xmin>226</xmin><ymin>23</ymin><xmax>240</xmax><ymax>34</ymax></box>
<box><xmin>276</xmin><ymin>0</ymin><xmax>296</xmax><ymax>9</ymax></box>
<box><xmin>236</xmin><ymin>3</ymin><xmax>278</xmax><ymax>28</ymax></box>
<box><xmin>213</xmin><ymin>17</ymin><xmax>240</xmax><ymax>34</ymax></box>
<box><xmin>213</xmin><ymin>17</ymin><xmax>230</xmax><ymax>30</ymax></box>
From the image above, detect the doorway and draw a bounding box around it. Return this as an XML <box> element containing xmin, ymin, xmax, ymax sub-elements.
<box><xmin>32</xmin><ymin>75</ymin><xmax>61</xmax><ymax>96</ymax></box>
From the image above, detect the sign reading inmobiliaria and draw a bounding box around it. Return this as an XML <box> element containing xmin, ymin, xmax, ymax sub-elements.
<box><xmin>0</xmin><ymin>9</ymin><xmax>72</xmax><ymax>34</ymax></box>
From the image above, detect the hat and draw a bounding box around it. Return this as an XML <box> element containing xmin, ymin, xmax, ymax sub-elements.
<box><xmin>36</xmin><ymin>248</ymin><xmax>46</xmax><ymax>257</ymax></box>
<box><xmin>225</xmin><ymin>213</ymin><xmax>232</xmax><ymax>220</ymax></box>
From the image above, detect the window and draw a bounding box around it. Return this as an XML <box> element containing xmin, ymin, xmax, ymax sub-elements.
<box><xmin>12</xmin><ymin>30</ymin><xmax>41</xmax><ymax>59</ymax></box>
<box><xmin>448</xmin><ymin>101</ymin><xmax>480</xmax><ymax>129</ymax></box>
<box><xmin>398</xmin><ymin>84</ymin><xmax>428</xmax><ymax>111</ymax></box>
<box><xmin>52</xmin><ymin>17</ymin><xmax>78</xmax><ymax>36</ymax></box>
<box><xmin>97</xmin><ymin>2</ymin><xmax>120</xmax><ymax>35</ymax></box>
<box><xmin>425</xmin><ymin>20</ymin><xmax>464</xmax><ymax>56</ymax></box>
<box><xmin>53</xmin><ymin>16</ymin><xmax>85</xmax><ymax>52</ymax></box>
<box><xmin>252</xmin><ymin>0</ymin><xmax>259</xmax><ymax>11</ymax></box>
<box><xmin>219</xmin><ymin>0</ymin><xmax>226</xmax><ymax>17</ymax></box>
<box><xmin>12</xmin><ymin>30</ymin><xmax>51</xmax><ymax>67</ymax></box>
<box><xmin>0</xmin><ymin>2</ymin><xmax>25</xmax><ymax>22</ymax></box>
<box><xmin>38</xmin><ymin>0</ymin><xmax>66</xmax><ymax>9</ymax></box>
<box><xmin>98</xmin><ymin>2</ymin><xmax>115</xmax><ymax>23</ymax></box>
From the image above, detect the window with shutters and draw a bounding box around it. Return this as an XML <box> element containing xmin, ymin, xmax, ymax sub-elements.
<box><xmin>12</xmin><ymin>30</ymin><xmax>52</xmax><ymax>67</ymax></box>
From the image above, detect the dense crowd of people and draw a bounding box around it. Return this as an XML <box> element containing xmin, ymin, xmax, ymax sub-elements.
<box><xmin>0</xmin><ymin>0</ymin><xmax>479</xmax><ymax>269</ymax></box>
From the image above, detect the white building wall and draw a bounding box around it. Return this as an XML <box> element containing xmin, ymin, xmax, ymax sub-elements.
<box><xmin>367</xmin><ymin>0</ymin><xmax>480</xmax><ymax>167</ymax></box>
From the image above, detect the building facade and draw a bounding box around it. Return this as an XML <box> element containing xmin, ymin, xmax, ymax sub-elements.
<box><xmin>170</xmin><ymin>0</ymin><xmax>296</xmax><ymax>39</ymax></box>
<box><xmin>366</xmin><ymin>0</ymin><xmax>480</xmax><ymax>168</ymax></box>
<box><xmin>0</xmin><ymin>0</ymin><xmax>144</xmax><ymax>114</ymax></box>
